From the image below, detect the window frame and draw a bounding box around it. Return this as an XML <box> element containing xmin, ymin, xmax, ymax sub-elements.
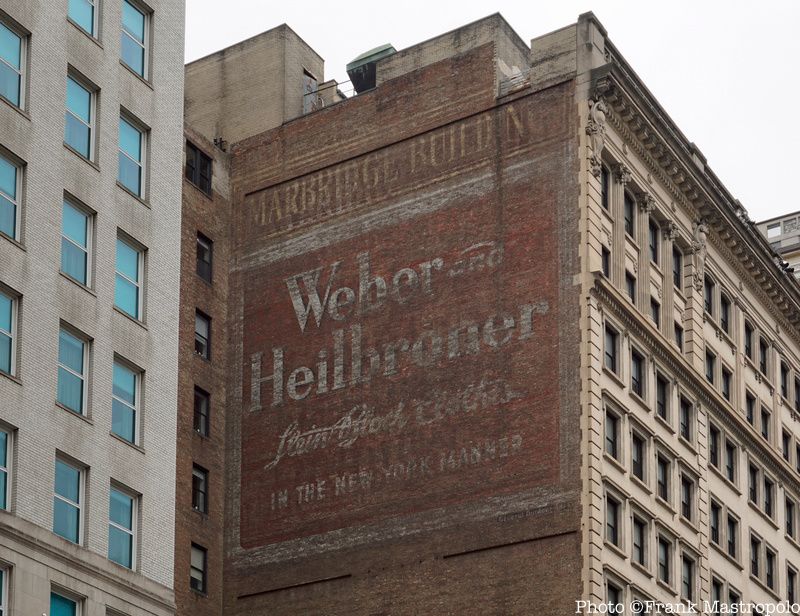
<box><xmin>630</xmin><ymin>347</ymin><xmax>645</xmax><ymax>398</ymax></box>
<box><xmin>0</xmin><ymin>17</ymin><xmax>27</xmax><ymax>110</ymax></box>
<box><xmin>648</xmin><ymin>219</ymin><xmax>659</xmax><ymax>265</ymax></box>
<box><xmin>186</xmin><ymin>141</ymin><xmax>213</xmax><ymax>196</ymax></box>
<box><xmin>120</xmin><ymin>0</ymin><xmax>150</xmax><ymax>79</ymax></box>
<box><xmin>0</xmin><ymin>288</ymin><xmax>17</xmax><ymax>377</ymax></box>
<box><xmin>114</xmin><ymin>234</ymin><xmax>145</xmax><ymax>321</ymax></box>
<box><xmin>657</xmin><ymin>532</ymin><xmax>673</xmax><ymax>586</ymax></box>
<box><xmin>67</xmin><ymin>0</ymin><xmax>99</xmax><ymax>37</ymax></box>
<box><xmin>193</xmin><ymin>386</ymin><xmax>210</xmax><ymax>436</ymax></box>
<box><xmin>604</xmin><ymin>407</ymin><xmax>620</xmax><ymax>461</ymax></box>
<box><xmin>192</xmin><ymin>464</ymin><xmax>208</xmax><ymax>514</ymax></box>
<box><xmin>64</xmin><ymin>71</ymin><xmax>96</xmax><ymax>161</ymax></box>
<box><xmin>50</xmin><ymin>588</ymin><xmax>82</xmax><ymax>616</ymax></box>
<box><xmin>108</xmin><ymin>484</ymin><xmax>137</xmax><ymax>569</ymax></box>
<box><xmin>196</xmin><ymin>232</ymin><xmax>213</xmax><ymax>283</ymax></box>
<box><xmin>656</xmin><ymin>451</ymin><xmax>671</xmax><ymax>504</ymax></box>
<box><xmin>118</xmin><ymin>113</ymin><xmax>148</xmax><ymax>198</ymax></box>
<box><xmin>111</xmin><ymin>357</ymin><xmax>141</xmax><ymax>445</ymax></box>
<box><xmin>605</xmin><ymin>489</ymin><xmax>622</xmax><ymax>548</ymax></box>
<box><xmin>53</xmin><ymin>456</ymin><xmax>84</xmax><ymax>544</ymax></box>
<box><xmin>623</xmin><ymin>191</ymin><xmax>635</xmax><ymax>238</ymax></box>
<box><xmin>0</xmin><ymin>427</ymin><xmax>10</xmax><ymax>511</ymax></box>
<box><xmin>195</xmin><ymin>310</ymin><xmax>211</xmax><ymax>360</ymax></box>
<box><xmin>60</xmin><ymin>197</ymin><xmax>94</xmax><ymax>288</ymax></box>
<box><xmin>190</xmin><ymin>543</ymin><xmax>207</xmax><ymax>594</ymax></box>
<box><xmin>0</xmin><ymin>148</ymin><xmax>23</xmax><ymax>243</ymax></box>
<box><xmin>56</xmin><ymin>325</ymin><xmax>89</xmax><ymax>415</ymax></box>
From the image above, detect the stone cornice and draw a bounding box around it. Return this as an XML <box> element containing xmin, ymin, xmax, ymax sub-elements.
<box><xmin>592</xmin><ymin>276</ymin><xmax>800</xmax><ymax>496</ymax></box>
<box><xmin>590</xmin><ymin>52</ymin><xmax>800</xmax><ymax>344</ymax></box>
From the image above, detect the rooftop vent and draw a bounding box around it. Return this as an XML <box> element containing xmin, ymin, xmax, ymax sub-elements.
<box><xmin>346</xmin><ymin>44</ymin><xmax>396</xmax><ymax>94</ymax></box>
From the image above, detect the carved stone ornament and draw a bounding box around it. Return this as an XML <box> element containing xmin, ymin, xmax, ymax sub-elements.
<box><xmin>639</xmin><ymin>193</ymin><xmax>656</xmax><ymax>213</ymax></box>
<box><xmin>691</xmin><ymin>220</ymin><xmax>709</xmax><ymax>291</ymax></box>
<box><xmin>586</xmin><ymin>98</ymin><xmax>609</xmax><ymax>178</ymax></box>
<box><xmin>613</xmin><ymin>163</ymin><xmax>632</xmax><ymax>186</ymax></box>
<box><xmin>663</xmin><ymin>220</ymin><xmax>679</xmax><ymax>241</ymax></box>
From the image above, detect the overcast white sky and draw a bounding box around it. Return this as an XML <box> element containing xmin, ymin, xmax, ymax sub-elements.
<box><xmin>185</xmin><ymin>0</ymin><xmax>799</xmax><ymax>223</ymax></box>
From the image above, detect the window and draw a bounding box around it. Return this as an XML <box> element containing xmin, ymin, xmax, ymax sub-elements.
<box><xmin>745</xmin><ymin>322</ymin><xmax>754</xmax><ymax>359</ymax></box>
<box><xmin>711</xmin><ymin>578</ymin><xmax>723</xmax><ymax>613</ymax></box>
<box><xmin>787</xmin><ymin>497</ymin><xmax>796</xmax><ymax>539</ymax></box>
<box><xmin>650</xmin><ymin>298</ymin><xmax>660</xmax><ymax>328</ymax></box>
<box><xmin>656</xmin><ymin>374</ymin><xmax>668</xmax><ymax>420</ymax></box>
<box><xmin>108</xmin><ymin>487</ymin><xmax>135</xmax><ymax>568</ymax></box>
<box><xmin>767</xmin><ymin>222</ymin><xmax>782</xmax><ymax>238</ymax></box>
<box><xmin>751</xmin><ymin>534</ymin><xmax>761</xmax><ymax>576</ymax></box>
<box><xmin>57</xmin><ymin>328</ymin><xmax>87</xmax><ymax>414</ymax></box>
<box><xmin>727</xmin><ymin>515</ymin><xmax>738</xmax><ymax>558</ymax></box>
<box><xmin>606</xmin><ymin>493</ymin><xmax>620</xmax><ymax>546</ymax></box>
<box><xmin>721</xmin><ymin>366</ymin><xmax>732</xmax><ymax>401</ymax></box>
<box><xmin>789</xmin><ymin>566</ymin><xmax>798</xmax><ymax>605</ymax></box>
<box><xmin>749</xmin><ymin>464</ymin><xmax>759</xmax><ymax>503</ymax></box>
<box><xmin>720</xmin><ymin>294</ymin><xmax>731</xmax><ymax>334</ymax></box>
<box><xmin>195</xmin><ymin>311</ymin><xmax>211</xmax><ymax>359</ymax></box>
<box><xmin>192</xmin><ymin>465</ymin><xmax>208</xmax><ymax>513</ymax></box>
<box><xmin>658</xmin><ymin>535</ymin><xmax>671</xmax><ymax>584</ymax></box>
<box><xmin>65</xmin><ymin>75</ymin><xmax>93</xmax><ymax>159</ymax></box>
<box><xmin>121</xmin><ymin>0</ymin><xmax>147</xmax><ymax>77</ymax></box>
<box><xmin>61</xmin><ymin>200</ymin><xmax>92</xmax><ymax>286</ymax></box>
<box><xmin>604</xmin><ymin>325</ymin><xmax>618</xmax><ymax>373</ymax></box>
<box><xmin>0</xmin><ymin>290</ymin><xmax>15</xmax><ymax>376</ymax></box>
<box><xmin>710</xmin><ymin>501</ymin><xmax>721</xmax><ymax>544</ymax></box>
<box><xmin>194</xmin><ymin>387</ymin><xmax>209</xmax><ymax>436</ymax></box>
<box><xmin>761</xmin><ymin>407</ymin><xmax>771</xmax><ymax>441</ymax></box>
<box><xmin>604</xmin><ymin>410</ymin><xmax>619</xmax><ymax>459</ymax></box>
<box><xmin>0</xmin><ymin>20</ymin><xmax>24</xmax><ymax>108</ymax></box>
<box><xmin>764</xmin><ymin>476</ymin><xmax>774</xmax><ymax>518</ymax></box>
<box><xmin>631</xmin><ymin>432</ymin><xmax>645</xmax><ymax>480</ymax></box>
<box><xmin>679</xmin><ymin>397</ymin><xmax>692</xmax><ymax>441</ymax></box>
<box><xmin>50</xmin><ymin>592</ymin><xmax>79</xmax><ymax>616</ymax></box>
<box><xmin>112</xmin><ymin>360</ymin><xmax>139</xmax><ymax>443</ymax></box>
<box><xmin>657</xmin><ymin>455</ymin><xmax>670</xmax><ymax>502</ymax></box>
<box><xmin>674</xmin><ymin>322</ymin><xmax>683</xmax><ymax>351</ymax></box>
<box><xmin>729</xmin><ymin>589</ymin><xmax>740</xmax><ymax>607</ymax></box>
<box><xmin>782</xmin><ymin>362</ymin><xmax>790</xmax><ymax>398</ymax></box>
<box><xmin>190</xmin><ymin>544</ymin><xmax>207</xmax><ymax>593</ymax></box>
<box><xmin>0</xmin><ymin>428</ymin><xmax>8</xmax><ymax>510</ymax></box>
<box><xmin>118</xmin><ymin>116</ymin><xmax>144</xmax><ymax>196</ymax></box>
<box><xmin>746</xmin><ymin>392</ymin><xmax>756</xmax><ymax>424</ymax></box>
<box><xmin>680</xmin><ymin>474</ymin><xmax>694</xmax><ymax>522</ymax></box>
<box><xmin>68</xmin><ymin>0</ymin><xmax>97</xmax><ymax>35</ymax></box>
<box><xmin>53</xmin><ymin>458</ymin><xmax>82</xmax><ymax>543</ymax></box>
<box><xmin>115</xmin><ymin>236</ymin><xmax>142</xmax><ymax>319</ymax></box>
<box><xmin>631</xmin><ymin>349</ymin><xmax>644</xmax><ymax>397</ymax></box>
<box><xmin>600</xmin><ymin>165</ymin><xmax>610</xmax><ymax>210</ymax></box>
<box><xmin>624</xmin><ymin>192</ymin><xmax>635</xmax><ymax>237</ymax></box>
<box><xmin>797</xmin><ymin>444</ymin><xmax>800</xmax><ymax>474</ymax></box>
<box><xmin>649</xmin><ymin>220</ymin><xmax>659</xmax><ymax>264</ymax></box>
<box><xmin>0</xmin><ymin>150</ymin><xmax>20</xmax><ymax>240</ymax></box>
<box><xmin>625</xmin><ymin>271</ymin><xmax>636</xmax><ymax>302</ymax></box>
<box><xmin>704</xmin><ymin>276</ymin><xmax>715</xmax><ymax>315</ymax></box>
<box><xmin>196</xmin><ymin>233</ymin><xmax>213</xmax><ymax>283</ymax></box>
<box><xmin>784</xmin><ymin>430</ymin><xmax>792</xmax><ymax>462</ymax></box>
<box><xmin>601</xmin><ymin>246</ymin><xmax>610</xmax><ymax>278</ymax></box>
<box><xmin>709</xmin><ymin>425</ymin><xmax>720</xmax><ymax>468</ymax></box>
<box><xmin>705</xmin><ymin>350</ymin><xmax>716</xmax><ymax>384</ymax></box>
<box><xmin>186</xmin><ymin>142</ymin><xmax>212</xmax><ymax>195</ymax></box>
<box><xmin>632</xmin><ymin>516</ymin><xmax>647</xmax><ymax>566</ymax></box>
<box><xmin>796</xmin><ymin>377</ymin><xmax>800</xmax><ymax>412</ymax></box>
<box><xmin>766</xmin><ymin>548</ymin><xmax>776</xmax><ymax>590</ymax></box>
<box><xmin>0</xmin><ymin>564</ymin><xmax>6</xmax><ymax>615</ymax></box>
<box><xmin>681</xmin><ymin>554</ymin><xmax>695</xmax><ymax>601</ymax></box>
<box><xmin>725</xmin><ymin>440</ymin><xmax>737</xmax><ymax>483</ymax></box>
<box><xmin>672</xmin><ymin>247</ymin><xmax>682</xmax><ymax>290</ymax></box>
<box><xmin>759</xmin><ymin>338</ymin><xmax>769</xmax><ymax>376</ymax></box>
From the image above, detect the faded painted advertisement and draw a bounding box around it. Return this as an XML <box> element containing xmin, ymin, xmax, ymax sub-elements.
<box><xmin>239</xmin><ymin>93</ymin><xmax>568</xmax><ymax>547</ymax></box>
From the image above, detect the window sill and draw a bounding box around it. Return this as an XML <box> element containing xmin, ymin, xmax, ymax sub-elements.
<box><xmin>678</xmin><ymin>515</ymin><xmax>699</xmax><ymax>535</ymax></box>
<box><xmin>0</xmin><ymin>94</ymin><xmax>30</xmax><ymax>120</ymax></box>
<box><xmin>656</xmin><ymin>578</ymin><xmax>676</xmax><ymax>595</ymax></box>
<box><xmin>604</xmin><ymin>540</ymin><xmax>627</xmax><ymax>560</ymax></box>
<box><xmin>0</xmin><ymin>370</ymin><xmax>22</xmax><ymax>387</ymax></box>
<box><xmin>710</xmin><ymin>540</ymin><xmax>743</xmax><ymax>571</ymax></box>
<box><xmin>677</xmin><ymin>435</ymin><xmax>697</xmax><ymax>455</ymax></box>
<box><xmin>654</xmin><ymin>413</ymin><xmax>674</xmax><ymax>435</ymax></box>
<box><xmin>120</xmin><ymin>60</ymin><xmax>153</xmax><ymax>90</ymax></box>
<box><xmin>749</xmin><ymin>574</ymin><xmax>781</xmax><ymax>602</ymax></box>
<box><xmin>109</xmin><ymin>431</ymin><xmax>145</xmax><ymax>453</ymax></box>
<box><xmin>67</xmin><ymin>18</ymin><xmax>103</xmax><ymax>48</ymax></box>
<box><xmin>60</xmin><ymin>271</ymin><xmax>96</xmax><ymax>296</ymax></box>
<box><xmin>603</xmin><ymin>452</ymin><xmax>626</xmax><ymax>475</ymax></box>
<box><xmin>185</xmin><ymin>178</ymin><xmax>214</xmax><ymax>201</ymax></box>
<box><xmin>655</xmin><ymin>495</ymin><xmax>675</xmax><ymax>516</ymax></box>
<box><xmin>190</xmin><ymin>588</ymin><xmax>209</xmax><ymax>598</ymax></box>
<box><xmin>602</xmin><ymin>366</ymin><xmax>626</xmax><ymax>390</ymax></box>
<box><xmin>709</xmin><ymin>464</ymin><xmax>741</xmax><ymax>495</ymax></box>
<box><xmin>748</xmin><ymin>500</ymin><xmax>780</xmax><ymax>531</ymax></box>
<box><xmin>631</xmin><ymin>560</ymin><xmax>652</xmax><ymax>579</ymax></box>
<box><xmin>56</xmin><ymin>402</ymin><xmax>93</xmax><ymax>425</ymax></box>
<box><xmin>116</xmin><ymin>181</ymin><xmax>149</xmax><ymax>208</ymax></box>
<box><xmin>628</xmin><ymin>391</ymin><xmax>650</xmax><ymax>414</ymax></box>
<box><xmin>631</xmin><ymin>474</ymin><xmax>651</xmax><ymax>495</ymax></box>
<box><xmin>64</xmin><ymin>143</ymin><xmax>100</xmax><ymax>171</ymax></box>
<box><xmin>0</xmin><ymin>230</ymin><xmax>24</xmax><ymax>251</ymax></box>
<box><xmin>113</xmin><ymin>306</ymin><xmax>147</xmax><ymax>330</ymax></box>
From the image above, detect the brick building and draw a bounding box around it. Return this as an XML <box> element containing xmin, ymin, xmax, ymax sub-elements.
<box><xmin>0</xmin><ymin>0</ymin><xmax>185</xmax><ymax>614</ymax></box>
<box><xmin>177</xmin><ymin>12</ymin><xmax>800</xmax><ymax>615</ymax></box>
